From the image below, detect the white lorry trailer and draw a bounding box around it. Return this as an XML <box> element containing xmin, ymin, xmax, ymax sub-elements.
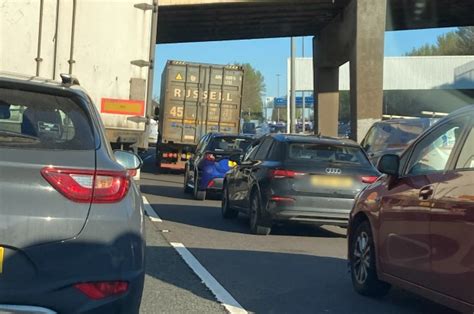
<box><xmin>0</xmin><ymin>0</ymin><xmax>157</xmax><ymax>152</ymax></box>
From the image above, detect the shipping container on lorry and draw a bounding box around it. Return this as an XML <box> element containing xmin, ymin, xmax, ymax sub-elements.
<box><xmin>157</xmin><ymin>60</ymin><xmax>244</xmax><ymax>170</ymax></box>
<box><xmin>0</xmin><ymin>0</ymin><xmax>157</xmax><ymax>152</ymax></box>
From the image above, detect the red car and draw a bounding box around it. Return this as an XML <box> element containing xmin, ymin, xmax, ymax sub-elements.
<box><xmin>348</xmin><ymin>106</ymin><xmax>474</xmax><ymax>313</ymax></box>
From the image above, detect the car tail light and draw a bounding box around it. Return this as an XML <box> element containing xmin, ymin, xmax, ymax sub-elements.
<box><xmin>128</xmin><ymin>169</ymin><xmax>137</xmax><ymax>177</ymax></box>
<box><xmin>361</xmin><ymin>176</ymin><xmax>379</xmax><ymax>184</ymax></box>
<box><xmin>207</xmin><ymin>180</ymin><xmax>215</xmax><ymax>188</ymax></box>
<box><xmin>270</xmin><ymin>169</ymin><xmax>304</xmax><ymax>179</ymax></box>
<box><xmin>163</xmin><ymin>153</ymin><xmax>169</xmax><ymax>158</ymax></box>
<box><xmin>204</xmin><ymin>153</ymin><xmax>216</xmax><ymax>161</ymax></box>
<box><xmin>41</xmin><ymin>167</ymin><xmax>130</xmax><ymax>203</ymax></box>
<box><xmin>75</xmin><ymin>281</ymin><xmax>129</xmax><ymax>300</ymax></box>
<box><xmin>270</xmin><ymin>196</ymin><xmax>295</xmax><ymax>204</ymax></box>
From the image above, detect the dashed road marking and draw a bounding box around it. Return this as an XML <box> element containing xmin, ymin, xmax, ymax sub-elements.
<box><xmin>170</xmin><ymin>242</ymin><xmax>248</xmax><ymax>314</ymax></box>
<box><xmin>143</xmin><ymin>196</ymin><xmax>162</xmax><ymax>222</ymax></box>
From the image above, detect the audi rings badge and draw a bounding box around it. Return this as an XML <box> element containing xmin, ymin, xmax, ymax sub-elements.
<box><xmin>325</xmin><ymin>168</ymin><xmax>342</xmax><ymax>175</ymax></box>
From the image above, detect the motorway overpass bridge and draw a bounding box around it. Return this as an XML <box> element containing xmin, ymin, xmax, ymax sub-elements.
<box><xmin>155</xmin><ymin>0</ymin><xmax>474</xmax><ymax>140</ymax></box>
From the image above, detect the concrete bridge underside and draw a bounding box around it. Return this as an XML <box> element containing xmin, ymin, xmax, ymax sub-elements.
<box><xmin>156</xmin><ymin>0</ymin><xmax>474</xmax><ymax>140</ymax></box>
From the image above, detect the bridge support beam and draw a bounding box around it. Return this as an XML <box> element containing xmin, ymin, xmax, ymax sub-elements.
<box><xmin>313</xmin><ymin>0</ymin><xmax>387</xmax><ymax>141</ymax></box>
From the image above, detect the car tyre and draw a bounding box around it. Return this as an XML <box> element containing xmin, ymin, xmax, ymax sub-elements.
<box><xmin>183</xmin><ymin>166</ymin><xmax>192</xmax><ymax>194</ymax></box>
<box><xmin>249</xmin><ymin>191</ymin><xmax>271</xmax><ymax>235</ymax></box>
<box><xmin>350</xmin><ymin>220</ymin><xmax>391</xmax><ymax>297</ymax></box>
<box><xmin>193</xmin><ymin>172</ymin><xmax>206</xmax><ymax>201</ymax></box>
<box><xmin>222</xmin><ymin>185</ymin><xmax>238</xmax><ymax>219</ymax></box>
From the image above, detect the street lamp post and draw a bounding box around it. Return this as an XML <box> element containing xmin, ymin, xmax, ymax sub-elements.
<box><xmin>276</xmin><ymin>74</ymin><xmax>280</xmax><ymax>122</ymax></box>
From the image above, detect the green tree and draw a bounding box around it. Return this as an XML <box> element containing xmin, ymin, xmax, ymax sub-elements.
<box><xmin>406</xmin><ymin>27</ymin><xmax>474</xmax><ymax>56</ymax></box>
<box><xmin>235</xmin><ymin>63</ymin><xmax>266</xmax><ymax>121</ymax></box>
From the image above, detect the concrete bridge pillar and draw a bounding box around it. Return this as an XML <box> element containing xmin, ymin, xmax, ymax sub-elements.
<box><xmin>313</xmin><ymin>0</ymin><xmax>387</xmax><ymax>141</ymax></box>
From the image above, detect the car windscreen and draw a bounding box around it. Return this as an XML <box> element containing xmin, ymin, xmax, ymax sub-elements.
<box><xmin>365</xmin><ymin>121</ymin><xmax>429</xmax><ymax>153</ymax></box>
<box><xmin>288</xmin><ymin>143</ymin><xmax>371</xmax><ymax>166</ymax></box>
<box><xmin>208</xmin><ymin>136</ymin><xmax>253</xmax><ymax>152</ymax></box>
<box><xmin>0</xmin><ymin>88</ymin><xmax>95</xmax><ymax>150</ymax></box>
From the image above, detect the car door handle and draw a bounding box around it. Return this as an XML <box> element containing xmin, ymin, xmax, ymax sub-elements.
<box><xmin>419</xmin><ymin>186</ymin><xmax>434</xmax><ymax>200</ymax></box>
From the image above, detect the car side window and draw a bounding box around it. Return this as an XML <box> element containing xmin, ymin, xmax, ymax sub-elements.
<box><xmin>267</xmin><ymin>141</ymin><xmax>283</xmax><ymax>161</ymax></box>
<box><xmin>196</xmin><ymin>135</ymin><xmax>208</xmax><ymax>154</ymax></box>
<box><xmin>456</xmin><ymin>124</ymin><xmax>474</xmax><ymax>170</ymax></box>
<box><xmin>254</xmin><ymin>138</ymin><xmax>273</xmax><ymax>161</ymax></box>
<box><xmin>406</xmin><ymin>117</ymin><xmax>467</xmax><ymax>176</ymax></box>
<box><xmin>244</xmin><ymin>142</ymin><xmax>260</xmax><ymax>161</ymax></box>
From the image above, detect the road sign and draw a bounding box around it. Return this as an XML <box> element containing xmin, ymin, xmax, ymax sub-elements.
<box><xmin>273</xmin><ymin>96</ymin><xmax>315</xmax><ymax>108</ymax></box>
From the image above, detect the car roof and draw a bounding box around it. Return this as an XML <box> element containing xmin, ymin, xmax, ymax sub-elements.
<box><xmin>375</xmin><ymin>118</ymin><xmax>432</xmax><ymax>125</ymax></box>
<box><xmin>271</xmin><ymin>133</ymin><xmax>360</xmax><ymax>147</ymax></box>
<box><xmin>0</xmin><ymin>72</ymin><xmax>87</xmax><ymax>98</ymax></box>
<box><xmin>208</xmin><ymin>133</ymin><xmax>254</xmax><ymax>139</ymax></box>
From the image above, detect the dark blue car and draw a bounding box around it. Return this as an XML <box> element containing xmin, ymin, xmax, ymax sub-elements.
<box><xmin>184</xmin><ymin>133</ymin><xmax>254</xmax><ymax>200</ymax></box>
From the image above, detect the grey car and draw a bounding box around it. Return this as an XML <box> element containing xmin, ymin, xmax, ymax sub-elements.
<box><xmin>0</xmin><ymin>73</ymin><xmax>145</xmax><ymax>313</ymax></box>
<box><xmin>222</xmin><ymin>134</ymin><xmax>380</xmax><ymax>235</ymax></box>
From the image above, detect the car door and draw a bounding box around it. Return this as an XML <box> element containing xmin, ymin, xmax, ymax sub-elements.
<box><xmin>378</xmin><ymin>116</ymin><xmax>468</xmax><ymax>288</ymax></box>
<box><xmin>430</xmin><ymin>114</ymin><xmax>474</xmax><ymax>304</ymax></box>
<box><xmin>240</xmin><ymin>137</ymin><xmax>274</xmax><ymax>210</ymax></box>
<box><xmin>188</xmin><ymin>134</ymin><xmax>209</xmax><ymax>183</ymax></box>
<box><xmin>229</xmin><ymin>141</ymin><xmax>260</xmax><ymax>209</ymax></box>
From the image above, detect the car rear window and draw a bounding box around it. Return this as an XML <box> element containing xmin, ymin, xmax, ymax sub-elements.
<box><xmin>288</xmin><ymin>143</ymin><xmax>371</xmax><ymax>166</ymax></box>
<box><xmin>0</xmin><ymin>88</ymin><xmax>95</xmax><ymax>150</ymax></box>
<box><xmin>208</xmin><ymin>136</ymin><xmax>252</xmax><ymax>152</ymax></box>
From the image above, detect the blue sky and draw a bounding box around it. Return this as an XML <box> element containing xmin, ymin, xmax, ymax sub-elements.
<box><xmin>153</xmin><ymin>27</ymin><xmax>456</xmax><ymax>98</ymax></box>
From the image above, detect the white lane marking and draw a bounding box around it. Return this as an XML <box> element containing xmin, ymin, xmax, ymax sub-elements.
<box><xmin>143</xmin><ymin>155</ymin><xmax>153</xmax><ymax>161</ymax></box>
<box><xmin>142</xmin><ymin>196</ymin><xmax>162</xmax><ymax>222</ymax></box>
<box><xmin>170</xmin><ymin>242</ymin><xmax>248</xmax><ymax>314</ymax></box>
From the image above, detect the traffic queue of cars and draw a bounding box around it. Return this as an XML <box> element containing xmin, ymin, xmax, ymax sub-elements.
<box><xmin>0</xmin><ymin>73</ymin><xmax>145</xmax><ymax>313</ymax></box>
<box><xmin>184</xmin><ymin>107</ymin><xmax>473</xmax><ymax>313</ymax></box>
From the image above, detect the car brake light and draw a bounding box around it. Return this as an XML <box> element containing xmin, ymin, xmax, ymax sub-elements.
<box><xmin>41</xmin><ymin>167</ymin><xmax>130</xmax><ymax>203</ymax></box>
<box><xmin>361</xmin><ymin>176</ymin><xmax>379</xmax><ymax>184</ymax></box>
<box><xmin>270</xmin><ymin>169</ymin><xmax>304</xmax><ymax>179</ymax></box>
<box><xmin>205</xmin><ymin>153</ymin><xmax>216</xmax><ymax>161</ymax></box>
<box><xmin>270</xmin><ymin>196</ymin><xmax>295</xmax><ymax>204</ymax></box>
<box><xmin>75</xmin><ymin>281</ymin><xmax>129</xmax><ymax>300</ymax></box>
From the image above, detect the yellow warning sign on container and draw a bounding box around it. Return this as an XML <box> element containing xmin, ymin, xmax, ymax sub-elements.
<box><xmin>175</xmin><ymin>73</ymin><xmax>183</xmax><ymax>80</ymax></box>
<box><xmin>101</xmin><ymin>98</ymin><xmax>145</xmax><ymax>115</ymax></box>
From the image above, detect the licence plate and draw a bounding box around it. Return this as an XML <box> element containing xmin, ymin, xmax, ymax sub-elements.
<box><xmin>0</xmin><ymin>246</ymin><xmax>4</xmax><ymax>274</ymax></box>
<box><xmin>228</xmin><ymin>161</ymin><xmax>237</xmax><ymax>168</ymax></box>
<box><xmin>311</xmin><ymin>175</ymin><xmax>352</xmax><ymax>188</ymax></box>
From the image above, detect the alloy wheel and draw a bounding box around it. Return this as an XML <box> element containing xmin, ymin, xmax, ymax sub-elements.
<box><xmin>353</xmin><ymin>231</ymin><xmax>371</xmax><ymax>284</ymax></box>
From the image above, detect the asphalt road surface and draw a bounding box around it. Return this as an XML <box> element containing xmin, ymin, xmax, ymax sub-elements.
<box><xmin>139</xmin><ymin>150</ymin><xmax>456</xmax><ymax>314</ymax></box>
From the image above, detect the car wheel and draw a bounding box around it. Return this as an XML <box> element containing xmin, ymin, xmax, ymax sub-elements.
<box><xmin>193</xmin><ymin>172</ymin><xmax>206</xmax><ymax>201</ymax></box>
<box><xmin>350</xmin><ymin>220</ymin><xmax>391</xmax><ymax>297</ymax></box>
<box><xmin>222</xmin><ymin>185</ymin><xmax>238</xmax><ymax>219</ymax></box>
<box><xmin>183</xmin><ymin>167</ymin><xmax>192</xmax><ymax>194</ymax></box>
<box><xmin>249</xmin><ymin>191</ymin><xmax>271</xmax><ymax>235</ymax></box>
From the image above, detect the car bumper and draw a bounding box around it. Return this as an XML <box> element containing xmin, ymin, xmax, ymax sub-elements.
<box><xmin>267</xmin><ymin>196</ymin><xmax>354</xmax><ymax>227</ymax></box>
<box><xmin>0</xmin><ymin>270</ymin><xmax>144</xmax><ymax>314</ymax></box>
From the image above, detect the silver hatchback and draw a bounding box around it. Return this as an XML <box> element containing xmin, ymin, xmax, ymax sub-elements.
<box><xmin>0</xmin><ymin>74</ymin><xmax>145</xmax><ymax>314</ymax></box>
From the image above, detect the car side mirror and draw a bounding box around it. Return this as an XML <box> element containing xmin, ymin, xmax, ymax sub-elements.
<box><xmin>114</xmin><ymin>150</ymin><xmax>143</xmax><ymax>170</ymax></box>
<box><xmin>229</xmin><ymin>153</ymin><xmax>243</xmax><ymax>164</ymax></box>
<box><xmin>378</xmin><ymin>154</ymin><xmax>400</xmax><ymax>177</ymax></box>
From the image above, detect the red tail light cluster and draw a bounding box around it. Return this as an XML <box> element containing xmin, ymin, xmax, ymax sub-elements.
<box><xmin>361</xmin><ymin>176</ymin><xmax>379</xmax><ymax>184</ymax></box>
<box><xmin>270</xmin><ymin>196</ymin><xmax>296</xmax><ymax>204</ymax></box>
<box><xmin>270</xmin><ymin>169</ymin><xmax>304</xmax><ymax>179</ymax></box>
<box><xmin>41</xmin><ymin>167</ymin><xmax>130</xmax><ymax>203</ymax></box>
<box><xmin>75</xmin><ymin>281</ymin><xmax>129</xmax><ymax>300</ymax></box>
<box><xmin>204</xmin><ymin>153</ymin><xmax>216</xmax><ymax>161</ymax></box>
